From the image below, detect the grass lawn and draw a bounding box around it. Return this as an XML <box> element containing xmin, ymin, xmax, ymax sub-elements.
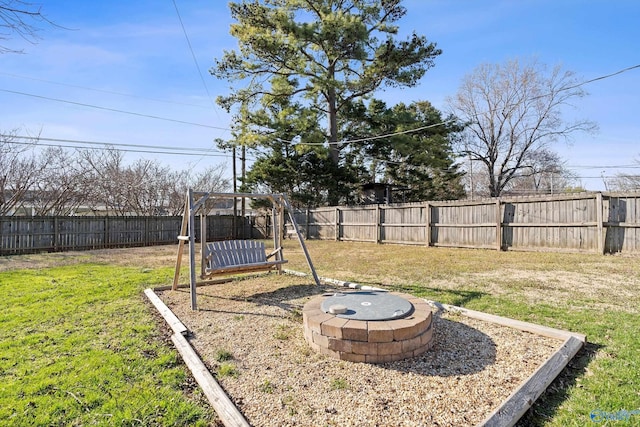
<box><xmin>1</xmin><ymin>240</ymin><xmax>639</xmax><ymax>426</ymax></box>
<box><xmin>0</xmin><ymin>262</ymin><xmax>217</xmax><ymax>426</ymax></box>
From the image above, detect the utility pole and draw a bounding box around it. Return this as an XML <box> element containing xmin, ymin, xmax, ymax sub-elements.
<box><xmin>241</xmin><ymin>144</ymin><xmax>246</xmax><ymax>238</ymax></box>
<box><xmin>232</xmin><ymin>146</ymin><xmax>237</xmax><ymax>239</ymax></box>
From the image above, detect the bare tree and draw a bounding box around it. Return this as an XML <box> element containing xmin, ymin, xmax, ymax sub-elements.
<box><xmin>0</xmin><ymin>130</ymin><xmax>46</xmax><ymax>215</ymax></box>
<box><xmin>78</xmin><ymin>149</ymin><xmax>230</xmax><ymax>216</ymax></box>
<box><xmin>448</xmin><ymin>59</ymin><xmax>597</xmax><ymax>197</ymax></box>
<box><xmin>77</xmin><ymin>148</ymin><xmax>132</xmax><ymax>215</ymax></box>
<box><xmin>609</xmin><ymin>159</ymin><xmax>640</xmax><ymax>191</ymax></box>
<box><xmin>124</xmin><ymin>159</ymin><xmax>179</xmax><ymax>216</ymax></box>
<box><xmin>1</xmin><ymin>0</ymin><xmax>53</xmax><ymax>54</ymax></box>
<box><xmin>503</xmin><ymin>149</ymin><xmax>579</xmax><ymax>195</ymax></box>
<box><xmin>30</xmin><ymin>146</ymin><xmax>86</xmax><ymax>215</ymax></box>
<box><xmin>167</xmin><ymin>165</ymin><xmax>231</xmax><ymax>215</ymax></box>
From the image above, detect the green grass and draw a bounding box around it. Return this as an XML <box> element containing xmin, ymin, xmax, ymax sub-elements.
<box><xmin>273</xmin><ymin>323</ymin><xmax>293</xmax><ymax>340</ymax></box>
<box><xmin>259</xmin><ymin>379</ymin><xmax>274</xmax><ymax>394</ymax></box>
<box><xmin>0</xmin><ymin>264</ymin><xmax>215</xmax><ymax>426</ymax></box>
<box><xmin>214</xmin><ymin>349</ymin><xmax>234</xmax><ymax>362</ymax></box>
<box><xmin>329</xmin><ymin>378</ymin><xmax>349</xmax><ymax>391</ymax></box>
<box><xmin>216</xmin><ymin>362</ymin><xmax>239</xmax><ymax>379</ymax></box>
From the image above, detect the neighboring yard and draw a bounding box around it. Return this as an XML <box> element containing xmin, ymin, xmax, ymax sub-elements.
<box><xmin>0</xmin><ymin>241</ymin><xmax>638</xmax><ymax>426</ymax></box>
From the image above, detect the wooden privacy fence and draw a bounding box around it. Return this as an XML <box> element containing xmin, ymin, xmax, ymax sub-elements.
<box><xmin>0</xmin><ymin>215</ymin><xmax>271</xmax><ymax>255</ymax></box>
<box><xmin>291</xmin><ymin>192</ymin><xmax>640</xmax><ymax>255</ymax></box>
<box><xmin>4</xmin><ymin>192</ymin><xmax>640</xmax><ymax>256</ymax></box>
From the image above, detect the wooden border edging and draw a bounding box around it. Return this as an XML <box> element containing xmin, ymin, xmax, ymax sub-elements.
<box><xmin>144</xmin><ymin>288</ymin><xmax>250</xmax><ymax>427</ymax></box>
<box><xmin>479</xmin><ymin>335</ymin><xmax>584</xmax><ymax>427</ymax></box>
<box><xmin>144</xmin><ymin>288</ymin><xmax>188</xmax><ymax>336</ymax></box>
<box><xmin>171</xmin><ymin>333</ymin><xmax>251</xmax><ymax>427</ymax></box>
<box><xmin>285</xmin><ymin>271</ymin><xmax>586</xmax><ymax>427</ymax></box>
<box><xmin>426</xmin><ymin>301</ymin><xmax>587</xmax><ymax>342</ymax></box>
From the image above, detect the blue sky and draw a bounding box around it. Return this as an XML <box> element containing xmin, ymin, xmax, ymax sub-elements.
<box><xmin>1</xmin><ymin>0</ymin><xmax>639</xmax><ymax>191</ymax></box>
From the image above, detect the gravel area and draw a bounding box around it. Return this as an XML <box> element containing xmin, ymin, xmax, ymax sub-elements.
<box><xmin>157</xmin><ymin>273</ymin><xmax>562</xmax><ymax>427</ymax></box>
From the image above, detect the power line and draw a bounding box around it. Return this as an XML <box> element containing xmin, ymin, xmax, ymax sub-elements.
<box><xmin>171</xmin><ymin>0</ymin><xmax>217</xmax><ymax>113</ymax></box>
<box><xmin>4</xmin><ymin>139</ymin><xmax>230</xmax><ymax>157</ymax></box>
<box><xmin>2</xmin><ymin>133</ymin><xmax>259</xmax><ymax>161</ymax></box>
<box><xmin>281</xmin><ymin>63</ymin><xmax>640</xmax><ymax>148</ymax></box>
<box><xmin>2</xmin><ymin>133</ymin><xmax>224</xmax><ymax>154</ymax></box>
<box><xmin>564</xmin><ymin>64</ymin><xmax>640</xmax><ymax>93</ymax></box>
<box><xmin>171</xmin><ymin>0</ymin><xmax>228</xmax><ymax>169</ymax></box>
<box><xmin>0</xmin><ymin>71</ymin><xmax>213</xmax><ymax>109</ymax></box>
<box><xmin>567</xmin><ymin>164</ymin><xmax>640</xmax><ymax>169</ymax></box>
<box><xmin>0</xmin><ymin>88</ymin><xmax>231</xmax><ymax>131</ymax></box>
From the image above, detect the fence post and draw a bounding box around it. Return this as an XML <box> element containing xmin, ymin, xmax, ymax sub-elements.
<box><xmin>375</xmin><ymin>205</ymin><xmax>381</xmax><ymax>244</ymax></box>
<box><xmin>53</xmin><ymin>217</ymin><xmax>59</xmax><ymax>252</ymax></box>
<box><xmin>104</xmin><ymin>216</ymin><xmax>109</xmax><ymax>249</ymax></box>
<box><xmin>335</xmin><ymin>207</ymin><xmax>340</xmax><ymax>241</ymax></box>
<box><xmin>596</xmin><ymin>192</ymin><xmax>605</xmax><ymax>254</ymax></box>
<box><xmin>144</xmin><ymin>217</ymin><xmax>149</xmax><ymax>246</ymax></box>
<box><xmin>425</xmin><ymin>202</ymin><xmax>431</xmax><ymax>247</ymax></box>
<box><xmin>496</xmin><ymin>198</ymin><xmax>502</xmax><ymax>251</ymax></box>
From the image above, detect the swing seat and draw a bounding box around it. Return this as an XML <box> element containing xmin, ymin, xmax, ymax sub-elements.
<box><xmin>204</xmin><ymin>240</ymin><xmax>287</xmax><ymax>276</ymax></box>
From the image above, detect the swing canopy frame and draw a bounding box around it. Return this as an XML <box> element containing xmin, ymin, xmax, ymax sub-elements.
<box><xmin>172</xmin><ymin>190</ymin><xmax>319</xmax><ymax>310</ymax></box>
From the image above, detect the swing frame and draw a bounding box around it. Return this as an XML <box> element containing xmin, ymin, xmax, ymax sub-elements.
<box><xmin>172</xmin><ymin>190</ymin><xmax>320</xmax><ymax>310</ymax></box>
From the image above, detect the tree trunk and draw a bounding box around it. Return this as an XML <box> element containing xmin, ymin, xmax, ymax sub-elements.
<box><xmin>327</xmin><ymin>86</ymin><xmax>340</xmax><ymax>165</ymax></box>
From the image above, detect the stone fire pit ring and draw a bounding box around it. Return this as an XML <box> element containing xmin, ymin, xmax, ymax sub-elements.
<box><xmin>303</xmin><ymin>290</ymin><xmax>434</xmax><ymax>363</ymax></box>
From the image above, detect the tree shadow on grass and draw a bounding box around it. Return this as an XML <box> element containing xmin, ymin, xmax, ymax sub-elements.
<box><xmin>515</xmin><ymin>341</ymin><xmax>603</xmax><ymax>426</ymax></box>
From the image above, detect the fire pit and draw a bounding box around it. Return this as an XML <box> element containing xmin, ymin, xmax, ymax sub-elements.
<box><xmin>303</xmin><ymin>290</ymin><xmax>433</xmax><ymax>363</ymax></box>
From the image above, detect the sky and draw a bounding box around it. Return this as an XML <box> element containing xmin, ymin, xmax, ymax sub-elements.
<box><xmin>1</xmin><ymin>0</ymin><xmax>639</xmax><ymax>192</ymax></box>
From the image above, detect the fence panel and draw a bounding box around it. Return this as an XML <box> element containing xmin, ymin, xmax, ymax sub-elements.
<box><xmin>604</xmin><ymin>193</ymin><xmax>640</xmax><ymax>254</ymax></box>
<box><xmin>502</xmin><ymin>194</ymin><xmax>599</xmax><ymax>252</ymax></box>
<box><xmin>290</xmin><ymin>192</ymin><xmax>640</xmax><ymax>255</ymax></box>
<box><xmin>340</xmin><ymin>206</ymin><xmax>376</xmax><ymax>242</ymax></box>
<box><xmin>430</xmin><ymin>201</ymin><xmax>499</xmax><ymax>249</ymax></box>
<box><xmin>0</xmin><ymin>215</ymin><xmax>267</xmax><ymax>255</ymax></box>
<box><xmin>381</xmin><ymin>204</ymin><xmax>426</xmax><ymax>244</ymax></box>
<box><xmin>307</xmin><ymin>208</ymin><xmax>337</xmax><ymax>240</ymax></box>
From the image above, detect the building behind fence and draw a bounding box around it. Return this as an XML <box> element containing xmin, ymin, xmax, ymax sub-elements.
<box><xmin>2</xmin><ymin>192</ymin><xmax>640</xmax><ymax>255</ymax></box>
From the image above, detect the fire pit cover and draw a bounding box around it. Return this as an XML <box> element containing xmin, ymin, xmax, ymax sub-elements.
<box><xmin>321</xmin><ymin>291</ymin><xmax>414</xmax><ymax>321</ymax></box>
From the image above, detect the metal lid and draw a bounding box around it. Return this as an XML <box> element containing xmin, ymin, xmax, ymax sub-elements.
<box><xmin>321</xmin><ymin>291</ymin><xmax>414</xmax><ymax>321</ymax></box>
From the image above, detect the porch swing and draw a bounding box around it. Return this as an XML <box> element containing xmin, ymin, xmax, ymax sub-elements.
<box><xmin>172</xmin><ymin>190</ymin><xmax>320</xmax><ymax>310</ymax></box>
